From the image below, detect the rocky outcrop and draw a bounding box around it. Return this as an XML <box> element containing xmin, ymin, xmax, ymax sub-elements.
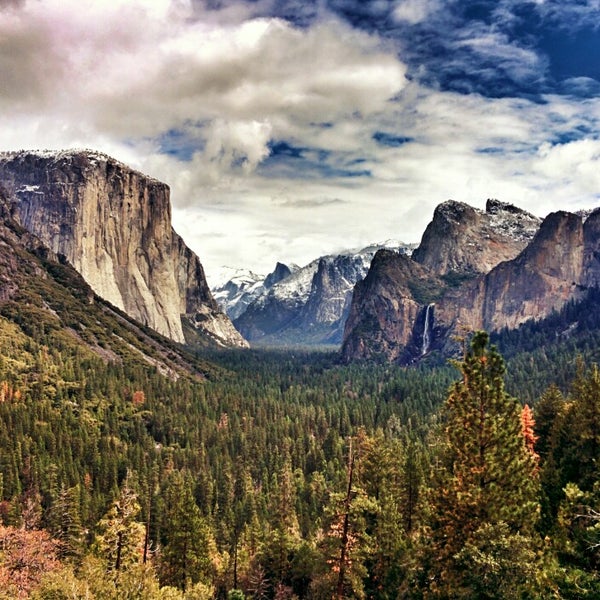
<box><xmin>435</xmin><ymin>210</ymin><xmax>586</xmax><ymax>335</ymax></box>
<box><xmin>232</xmin><ymin>244</ymin><xmax>414</xmax><ymax>346</ymax></box>
<box><xmin>212</xmin><ymin>262</ymin><xmax>294</xmax><ymax>321</ymax></box>
<box><xmin>0</xmin><ymin>150</ymin><xmax>246</xmax><ymax>348</ymax></box>
<box><xmin>341</xmin><ymin>250</ymin><xmax>442</xmax><ymax>362</ymax></box>
<box><xmin>301</xmin><ymin>254</ymin><xmax>373</xmax><ymax>333</ymax></box>
<box><xmin>412</xmin><ymin>199</ymin><xmax>540</xmax><ymax>276</ymax></box>
<box><xmin>264</xmin><ymin>262</ymin><xmax>293</xmax><ymax>289</ymax></box>
<box><xmin>342</xmin><ymin>200</ymin><xmax>600</xmax><ymax>363</ymax></box>
<box><xmin>233</xmin><ymin>260</ymin><xmax>319</xmax><ymax>343</ymax></box>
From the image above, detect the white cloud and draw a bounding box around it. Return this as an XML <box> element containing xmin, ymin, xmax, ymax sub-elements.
<box><xmin>534</xmin><ymin>139</ymin><xmax>600</xmax><ymax>196</ymax></box>
<box><xmin>392</xmin><ymin>0</ymin><xmax>441</xmax><ymax>25</ymax></box>
<box><xmin>1</xmin><ymin>0</ymin><xmax>600</xmax><ymax>278</ymax></box>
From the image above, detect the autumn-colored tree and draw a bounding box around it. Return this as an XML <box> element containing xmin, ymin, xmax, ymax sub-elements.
<box><xmin>423</xmin><ymin>332</ymin><xmax>542</xmax><ymax>598</ymax></box>
<box><xmin>0</xmin><ymin>525</ymin><xmax>61</xmax><ymax>599</ymax></box>
<box><xmin>521</xmin><ymin>404</ymin><xmax>540</xmax><ymax>465</ymax></box>
<box><xmin>310</xmin><ymin>435</ymin><xmax>376</xmax><ymax>600</ymax></box>
<box><xmin>94</xmin><ymin>475</ymin><xmax>145</xmax><ymax>574</ymax></box>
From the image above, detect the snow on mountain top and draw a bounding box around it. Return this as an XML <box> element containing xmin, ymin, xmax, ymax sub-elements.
<box><xmin>268</xmin><ymin>259</ymin><xmax>319</xmax><ymax>303</ymax></box>
<box><xmin>208</xmin><ymin>266</ymin><xmax>264</xmax><ymax>290</ymax></box>
<box><xmin>485</xmin><ymin>199</ymin><xmax>541</xmax><ymax>242</ymax></box>
<box><xmin>0</xmin><ymin>149</ymin><xmax>162</xmax><ymax>184</ymax></box>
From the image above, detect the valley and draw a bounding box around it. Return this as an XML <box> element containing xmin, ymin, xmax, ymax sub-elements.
<box><xmin>0</xmin><ymin>151</ymin><xmax>598</xmax><ymax>598</ymax></box>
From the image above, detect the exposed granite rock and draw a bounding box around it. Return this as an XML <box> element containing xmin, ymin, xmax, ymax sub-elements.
<box><xmin>264</xmin><ymin>262</ymin><xmax>293</xmax><ymax>289</ymax></box>
<box><xmin>341</xmin><ymin>250</ymin><xmax>442</xmax><ymax>362</ymax></box>
<box><xmin>436</xmin><ymin>210</ymin><xmax>586</xmax><ymax>335</ymax></box>
<box><xmin>582</xmin><ymin>208</ymin><xmax>600</xmax><ymax>288</ymax></box>
<box><xmin>412</xmin><ymin>199</ymin><xmax>540</xmax><ymax>276</ymax></box>
<box><xmin>0</xmin><ymin>150</ymin><xmax>247</xmax><ymax>348</ymax></box>
<box><xmin>233</xmin><ymin>244</ymin><xmax>413</xmax><ymax>346</ymax></box>
<box><xmin>341</xmin><ymin>200</ymin><xmax>600</xmax><ymax>364</ymax></box>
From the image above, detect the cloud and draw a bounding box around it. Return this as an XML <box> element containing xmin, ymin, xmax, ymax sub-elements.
<box><xmin>534</xmin><ymin>139</ymin><xmax>600</xmax><ymax>197</ymax></box>
<box><xmin>534</xmin><ymin>0</ymin><xmax>600</xmax><ymax>30</ymax></box>
<box><xmin>277</xmin><ymin>197</ymin><xmax>348</xmax><ymax>208</ymax></box>
<box><xmin>453</xmin><ymin>29</ymin><xmax>545</xmax><ymax>87</ymax></box>
<box><xmin>203</xmin><ymin>119</ymin><xmax>273</xmax><ymax>178</ymax></box>
<box><xmin>0</xmin><ymin>0</ymin><xmax>407</xmax><ymax>189</ymax></box>
<box><xmin>1</xmin><ymin>0</ymin><xmax>600</xmax><ymax>277</ymax></box>
<box><xmin>392</xmin><ymin>0</ymin><xmax>441</xmax><ymax>25</ymax></box>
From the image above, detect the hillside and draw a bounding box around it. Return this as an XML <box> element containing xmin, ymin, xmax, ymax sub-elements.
<box><xmin>0</xmin><ymin>171</ymin><xmax>599</xmax><ymax>597</ymax></box>
<box><xmin>0</xmin><ymin>150</ymin><xmax>247</xmax><ymax>349</ymax></box>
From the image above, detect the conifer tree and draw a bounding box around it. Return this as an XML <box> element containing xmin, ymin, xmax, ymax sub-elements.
<box><xmin>94</xmin><ymin>475</ymin><xmax>145</xmax><ymax>574</ymax></box>
<box><xmin>561</xmin><ymin>363</ymin><xmax>600</xmax><ymax>491</ymax></box>
<box><xmin>535</xmin><ymin>384</ymin><xmax>568</xmax><ymax>532</ymax></box>
<box><xmin>47</xmin><ymin>484</ymin><xmax>85</xmax><ymax>561</ymax></box>
<box><xmin>158</xmin><ymin>470</ymin><xmax>217</xmax><ymax>591</ymax></box>
<box><xmin>424</xmin><ymin>331</ymin><xmax>541</xmax><ymax>597</ymax></box>
<box><xmin>311</xmin><ymin>435</ymin><xmax>376</xmax><ymax>600</ymax></box>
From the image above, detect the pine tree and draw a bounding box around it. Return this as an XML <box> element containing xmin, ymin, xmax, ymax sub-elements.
<box><xmin>561</xmin><ymin>363</ymin><xmax>600</xmax><ymax>491</ymax></box>
<box><xmin>535</xmin><ymin>384</ymin><xmax>568</xmax><ymax>532</ymax></box>
<box><xmin>47</xmin><ymin>484</ymin><xmax>85</xmax><ymax>561</ymax></box>
<box><xmin>158</xmin><ymin>470</ymin><xmax>217</xmax><ymax>591</ymax></box>
<box><xmin>311</xmin><ymin>435</ymin><xmax>376</xmax><ymax>600</ymax></box>
<box><xmin>94</xmin><ymin>475</ymin><xmax>145</xmax><ymax>574</ymax></box>
<box><xmin>424</xmin><ymin>331</ymin><xmax>541</xmax><ymax>598</ymax></box>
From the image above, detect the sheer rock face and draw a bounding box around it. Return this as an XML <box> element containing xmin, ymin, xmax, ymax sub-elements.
<box><xmin>341</xmin><ymin>250</ymin><xmax>441</xmax><ymax>362</ymax></box>
<box><xmin>303</xmin><ymin>254</ymin><xmax>371</xmax><ymax>327</ymax></box>
<box><xmin>342</xmin><ymin>201</ymin><xmax>600</xmax><ymax>363</ymax></box>
<box><xmin>436</xmin><ymin>211</ymin><xmax>587</xmax><ymax>334</ymax></box>
<box><xmin>232</xmin><ymin>245</ymin><xmax>413</xmax><ymax>346</ymax></box>
<box><xmin>0</xmin><ymin>150</ymin><xmax>247</xmax><ymax>348</ymax></box>
<box><xmin>412</xmin><ymin>199</ymin><xmax>541</xmax><ymax>276</ymax></box>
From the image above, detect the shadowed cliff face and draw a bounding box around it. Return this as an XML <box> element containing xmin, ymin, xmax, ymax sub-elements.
<box><xmin>341</xmin><ymin>250</ymin><xmax>442</xmax><ymax>362</ymax></box>
<box><xmin>0</xmin><ymin>150</ymin><xmax>247</xmax><ymax>348</ymax></box>
<box><xmin>342</xmin><ymin>201</ymin><xmax>600</xmax><ymax>364</ymax></box>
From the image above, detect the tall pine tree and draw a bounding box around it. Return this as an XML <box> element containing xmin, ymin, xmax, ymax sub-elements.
<box><xmin>423</xmin><ymin>332</ymin><xmax>541</xmax><ymax>598</ymax></box>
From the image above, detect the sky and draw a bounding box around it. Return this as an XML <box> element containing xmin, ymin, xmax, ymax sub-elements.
<box><xmin>2</xmin><ymin>0</ymin><xmax>600</xmax><ymax>283</ymax></box>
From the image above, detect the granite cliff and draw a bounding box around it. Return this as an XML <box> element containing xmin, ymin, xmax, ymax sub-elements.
<box><xmin>212</xmin><ymin>262</ymin><xmax>294</xmax><ymax>321</ymax></box>
<box><xmin>342</xmin><ymin>200</ymin><xmax>600</xmax><ymax>363</ymax></box>
<box><xmin>0</xmin><ymin>150</ymin><xmax>246</xmax><ymax>348</ymax></box>
<box><xmin>412</xmin><ymin>198</ymin><xmax>541</xmax><ymax>276</ymax></box>
<box><xmin>342</xmin><ymin>250</ymin><xmax>441</xmax><ymax>362</ymax></box>
<box><xmin>231</xmin><ymin>243</ymin><xmax>414</xmax><ymax>346</ymax></box>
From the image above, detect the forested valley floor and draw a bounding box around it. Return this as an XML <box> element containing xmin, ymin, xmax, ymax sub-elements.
<box><xmin>1</xmin><ymin>307</ymin><xmax>600</xmax><ymax>598</ymax></box>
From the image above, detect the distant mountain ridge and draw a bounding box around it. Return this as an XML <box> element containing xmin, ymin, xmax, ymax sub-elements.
<box><xmin>342</xmin><ymin>199</ymin><xmax>600</xmax><ymax>364</ymax></box>
<box><xmin>214</xmin><ymin>242</ymin><xmax>415</xmax><ymax>346</ymax></box>
<box><xmin>0</xmin><ymin>149</ymin><xmax>247</xmax><ymax>349</ymax></box>
<box><xmin>212</xmin><ymin>262</ymin><xmax>294</xmax><ymax>321</ymax></box>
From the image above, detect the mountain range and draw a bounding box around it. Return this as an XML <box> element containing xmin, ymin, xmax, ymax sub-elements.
<box><xmin>1</xmin><ymin>148</ymin><xmax>598</xmax><ymax>367</ymax></box>
<box><xmin>213</xmin><ymin>242</ymin><xmax>415</xmax><ymax>346</ymax></box>
<box><xmin>342</xmin><ymin>199</ymin><xmax>600</xmax><ymax>364</ymax></box>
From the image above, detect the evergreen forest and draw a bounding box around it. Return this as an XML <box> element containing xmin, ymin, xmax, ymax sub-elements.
<box><xmin>1</xmin><ymin>244</ymin><xmax>600</xmax><ymax>598</ymax></box>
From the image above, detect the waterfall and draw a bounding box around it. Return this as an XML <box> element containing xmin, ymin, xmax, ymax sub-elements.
<box><xmin>421</xmin><ymin>303</ymin><xmax>434</xmax><ymax>355</ymax></box>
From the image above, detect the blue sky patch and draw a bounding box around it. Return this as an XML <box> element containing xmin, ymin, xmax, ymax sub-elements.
<box><xmin>156</xmin><ymin>128</ymin><xmax>203</xmax><ymax>161</ymax></box>
<box><xmin>373</xmin><ymin>132</ymin><xmax>413</xmax><ymax>147</ymax></box>
<box><xmin>263</xmin><ymin>139</ymin><xmax>370</xmax><ymax>180</ymax></box>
